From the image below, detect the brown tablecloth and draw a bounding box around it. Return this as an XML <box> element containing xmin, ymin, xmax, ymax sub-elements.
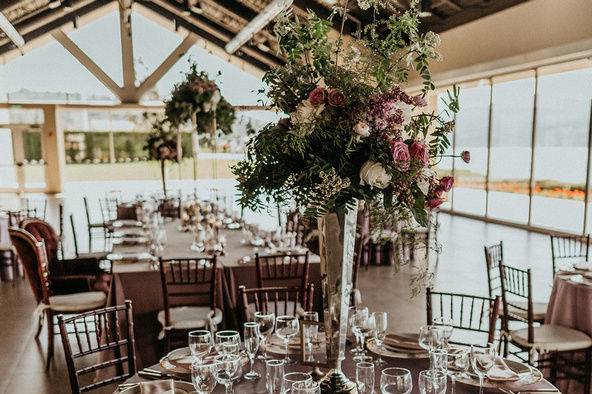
<box><xmin>107</xmin><ymin>220</ymin><xmax>321</xmax><ymax>369</ymax></box>
<box><xmin>546</xmin><ymin>274</ymin><xmax>592</xmax><ymax>393</ymax></box>
<box><xmin>120</xmin><ymin>343</ymin><xmax>558</xmax><ymax>394</ymax></box>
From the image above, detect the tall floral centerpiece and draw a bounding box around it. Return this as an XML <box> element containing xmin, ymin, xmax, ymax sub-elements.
<box><xmin>144</xmin><ymin>117</ymin><xmax>179</xmax><ymax>198</ymax></box>
<box><xmin>233</xmin><ymin>1</ymin><xmax>463</xmax><ymax>391</ymax></box>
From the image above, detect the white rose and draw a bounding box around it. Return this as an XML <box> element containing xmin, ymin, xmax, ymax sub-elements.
<box><xmin>353</xmin><ymin>121</ymin><xmax>370</xmax><ymax>137</ymax></box>
<box><xmin>417</xmin><ymin>167</ymin><xmax>436</xmax><ymax>195</ymax></box>
<box><xmin>359</xmin><ymin>161</ymin><xmax>391</xmax><ymax>189</ymax></box>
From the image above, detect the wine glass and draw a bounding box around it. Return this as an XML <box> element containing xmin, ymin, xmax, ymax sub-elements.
<box><xmin>447</xmin><ymin>347</ymin><xmax>469</xmax><ymax>394</ymax></box>
<box><xmin>433</xmin><ymin>316</ymin><xmax>453</xmax><ymax>347</ymax></box>
<box><xmin>282</xmin><ymin>372</ymin><xmax>312</xmax><ymax>393</ymax></box>
<box><xmin>418</xmin><ymin>325</ymin><xmax>445</xmax><ymax>369</ymax></box>
<box><xmin>352</xmin><ymin>308</ymin><xmax>374</xmax><ymax>362</ymax></box>
<box><xmin>191</xmin><ymin>360</ymin><xmax>218</xmax><ymax>394</ymax></box>
<box><xmin>418</xmin><ymin>370</ymin><xmax>447</xmax><ymax>394</ymax></box>
<box><xmin>255</xmin><ymin>311</ymin><xmax>275</xmax><ymax>360</ymax></box>
<box><xmin>215</xmin><ymin>354</ymin><xmax>242</xmax><ymax>394</ymax></box>
<box><xmin>356</xmin><ymin>361</ymin><xmax>375</xmax><ymax>394</ymax></box>
<box><xmin>371</xmin><ymin>311</ymin><xmax>388</xmax><ymax>366</ymax></box>
<box><xmin>275</xmin><ymin>315</ymin><xmax>299</xmax><ymax>365</ymax></box>
<box><xmin>188</xmin><ymin>330</ymin><xmax>213</xmax><ymax>362</ymax></box>
<box><xmin>350</xmin><ymin>307</ymin><xmax>369</xmax><ymax>356</ymax></box>
<box><xmin>243</xmin><ymin>322</ymin><xmax>261</xmax><ymax>380</ymax></box>
<box><xmin>380</xmin><ymin>367</ymin><xmax>412</xmax><ymax>394</ymax></box>
<box><xmin>292</xmin><ymin>380</ymin><xmax>321</xmax><ymax>394</ymax></box>
<box><xmin>471</xmin><ymin>344</ymin><xmax>496</xmax><ymax>394</ymax></box>
<box><xmin>302</xmin><ymin>311</ymin><xmax>319</xmax><ymax>361</ymax></box>
<box><xmin>265</xmin><ymin>359</ymin><xmax>284</xmax><ymax>394</ymax></box>
<box><xmin>215</xmin><ymin>330</ymin><xmax>241</xmax><ymax>355</ymax></box>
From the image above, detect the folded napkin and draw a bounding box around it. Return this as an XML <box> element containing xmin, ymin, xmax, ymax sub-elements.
<box><xmin>486</xmin><ymin>357</ymin><xmax>520</xmax><ymax>382</ymax></box>
<box><xmin>573</xmin><ymin>262</ymin><xmax>592</xmax><ymax>271</ymax></box>
<box><xmin>139</xmin><ymin>380</ymin><xmax>195</xmax><ymax>394</ymax></box>
<box><xmin>383</xmin><ymin>334</ymin><xmax>423</xmax><ymax>352</ymax></box>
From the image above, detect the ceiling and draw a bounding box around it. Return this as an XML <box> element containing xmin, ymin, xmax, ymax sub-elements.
<box><xmin>0</xmin><ymin>0</ymin><xmax>529</xmax><ymax>71</ymax></box>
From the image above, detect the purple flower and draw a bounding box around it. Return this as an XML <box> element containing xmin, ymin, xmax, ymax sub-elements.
<box><xmin>409</xmin><ymin>140</ymin><xmax>429</xmax><ymax>166</ymax></box>
<box><xmin>427</xmin><ymin>197</ymin><xmax>443</xmax><ymax>210</ymax></box>
<box><xmin>438</xmin><ymin>176</ymin><xmax>454</xmax><ymax>192</ymax></box>
<box><xmin>412</xmin><ymin>95</ymin><xmax>428</xmax><ymax>107</ymax></box>
<box><xmin>461</xmin><ymin>150</ymin><xmax>471</xmax><ymax>163</ymax></box>
<box><xmin>308</xmin><ymin>87</ymin><xmax>326</xmax><ymax>107</ymax></box>
<box><xmin>390</xmin><ymin>138</ymin><xmax>410</xmax><ymax>171</ymax></box>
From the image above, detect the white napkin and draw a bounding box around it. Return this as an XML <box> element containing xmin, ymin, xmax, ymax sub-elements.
<box><xmin>573</xmin><ymin>262</ymin><xmax>592</xmax><ymax>271</ymax></box>
<box><xmin>486</xmin><ymin>357</ymin><xmax>520</xmax><ymax>382</ymax></box>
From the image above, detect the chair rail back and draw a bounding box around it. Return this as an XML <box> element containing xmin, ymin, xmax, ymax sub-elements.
<box><xmin>484</xmin><ymin>241</ymin><xmax>504</xmax><ymax>298</ymax></box>
<box><xmin>499</xmin><ymin>263</ymin><xmax>534</xmax><ymax>342</ymax></box>
<box><xmin>550</xmin><ymin>234</ymin><xmax>590</xmax><ymax>274</ymax></box>
<box><xmin>255</xmin><ymin>252</ymin><xmax>310</xmax><ymax>291</ymax></box>
<box><xmin>239</xmin><ymin>284</ymin><xmax>314</xmax><ymax>323</ymax></box>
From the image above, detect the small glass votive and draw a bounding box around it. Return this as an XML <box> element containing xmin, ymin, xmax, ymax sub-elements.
<box><xmin>292</xmin><ymin>380</ymin><xmax>321</xmax><ymax>394</ymax></box>
<box><xmin>356</xmin><ymin>361</ymin><xmax>375</xmax><ymax>394</ymax></box>
<box><xmin>431</xmin><ymin>349</ymin><xmax>448</xmax><ymax>373</ymax></box>
<box><xmin>266</xmin><ymin>359</ymin><xmax>285</xmax><ymax>394</ymax></box>
<box><xmin>282</xmin><ymin>372</ymin><xmax>313</xmax><ymax>393</ymax></box>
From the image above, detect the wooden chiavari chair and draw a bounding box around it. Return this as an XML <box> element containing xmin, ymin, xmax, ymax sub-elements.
<box><xmin>255</xmin><ymin>252</ymin><xmax>310</xmax><ymax>305</ymax></box>
<box><xmin>426</xmin><ymin>288</ymin><xmax>500</xmax><ymax>348</ymax></box>
<box><xmin>69</xmin><ymin>214</ymin><xmax>111</xmax><ymax>261</ymax></box>
<box><xmin>58</xmin><ymin>300</ymin><xmax>136</xmax><ymax>394</ymax></box>
<box><xmin>550</xmin><ymin>234</ymin><xmax>590</xmax><ymax>275</ymax></box>
<box><xmin>158</xmin><ymin>257</ymin><xmax>221</xmax><ymax>351</ymax></box>
<box><xmin>238</xmin><ymin>284</ymin><xmax>315</xmax><ymax>324</ymax></box>
<box><xmin>83</xmin><ymin>197</ymin><xmax>110</xmax><ymax>250</ymax></box>
<box><xmin>25</xmin><ymin>197</ymin><xmax>47</xmax><ymax>220</ymax></box>
<box><xmin>9</xmin><ymin>227</ymin><xmax>107</xmax><ymax>370</ymax></box>
<box><xmin>499</xmin><ymin>263</ymin><xmax>592</xmax><ymax>390</ymax></box>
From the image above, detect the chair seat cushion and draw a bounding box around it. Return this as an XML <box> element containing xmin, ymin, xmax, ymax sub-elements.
<box><xmin>510</xmin><ymin>324</ymin><xmax>592</xmax><ymax>352</ymax></box>
<box><xmin>158</xmin><ymin>306</ymin><xmax>223</xmax><ymax>330</ymax></box>
<box><xmin>504</xmin><ymin>301</ymin><xmax>548</xmax><ymax>321</ymax></box>
<box><xmin>49</xmin><ymin>291</ymin><xmax>107</xmax><ymax>313</ymax></box>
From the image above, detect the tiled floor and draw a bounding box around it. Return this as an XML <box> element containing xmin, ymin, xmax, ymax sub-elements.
<box><xmin>0</xmin><ymin>196</ymin><xmax>554</xmax><ymax>393</ymax></box>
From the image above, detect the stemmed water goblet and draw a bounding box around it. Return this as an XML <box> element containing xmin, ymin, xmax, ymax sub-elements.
<box><xmin>243</xmin><ymin>322</ymin><xmax>261</xmax><ymax>380</ymax></box>
<box><xmin>356</xmin><ymin>361</ymin><xmax>375</xmax><ymax>394</ymax></box>
<box><xmin>275</xmin><ymin>315</ymin><xmax>299</xmax><ymax>365</ymax></box>
<box><xmin>351</xmin><ymin>308</ymin><xmax>373</xmax><ymax>362</ymax></box>
<box><xmin>302</xmin><ymin>311</ymin><xmax>319</xmax><ymax>361</ymax></box>
<box><xmin>282</xmin><ymin>372</ymin><xmax>312</xmax><ymax>393</ymax></box>
<box><xmin>380</xmin><ymin>367</ymin><xmax>412</xmax><ymax>394</ymax></box>
<box><xmin>418</xmin><ymin>370</ymin><xmax>447</xmax><ymax>394</ymax></box>
<box><xmin>471</xmin><ymin>343</ymin><xmax>496</xmax><ymax>394</ymax></box>
<box><xmin>418</xmin><ymin>325</ymin><xmax>445</xmax><ymax>369</ymax></box>
<box><xmin>433</xmin><ymin>316</ymin><xmax>454</xmax><ymax>348</ymax></box>
<box><xmin>371</xmin><ymin>311</ymin><xmax>388</xmax><ymax>366</ymax></box>
<box><xmin>255</xmin><ymin>311</ymin><xmax>275</xmax><ymax>360</ymax></box>
<box><xmin>191</xmin><ymin>360</ymin><xmax>218</xmax><ymax>394</ymax></box>
<box><xmin>215</xmin><ymin>330</ymin><xmax>241</xmax><ymax>356</ymax></box>
<box><xmin>447</xmin><ymin>347</ymin><xmax>469</xmax><ymax>394</ymax></box>
<box><xmin>214</xmin><ymin>354</ymin><xmax>242</xmax><ymax>394</ymax></box>
<box><xmin>188</xmin><ymin>330</ymin><xmax>213</xmax><ymax>362</ymax></box>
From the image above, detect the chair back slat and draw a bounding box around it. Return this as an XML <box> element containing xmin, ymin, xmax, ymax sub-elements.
<box><xmin>426</xmin><ymin>288</ymin><xmax>500</xmax><ymax>347</ymax></box>
<box><xmin>484</xmin><ymin>241</ymin><xmax>503</xmax><ymax>298</ymax></box>
<box><xmin>159</xmin><ymin>257</ymin><xmax>218</xmax><ymax>327</ymax></box>
<box><xmin>58</xmin><ymin>301</ymin><xmax>136</xmax><ymax>394</ymax></box>
<box><xmin>239</xmin><ymin>285</ymin><xmax>314</xmax><ymax>324</ymax></box>
<box><xmin>550</xmin><ymin>234</ymin><xmax>590</xmax><ymax>274</ymax></box>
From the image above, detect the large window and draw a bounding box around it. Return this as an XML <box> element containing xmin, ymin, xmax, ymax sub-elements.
<box><xmin>440</xmin><ymin>59</ymin><xmax>592</xmax><ymax>234</ymax></box>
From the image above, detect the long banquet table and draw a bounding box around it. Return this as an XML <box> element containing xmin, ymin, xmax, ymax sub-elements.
<box><xmin>107</xmin><ymin>220</ymin><xmax>321</xmax><ymax>368</ymax></box>
<box><xmin>119</xmin><ymin>343</ymin><xmax>559</xmax><ymax>393</ymax></box>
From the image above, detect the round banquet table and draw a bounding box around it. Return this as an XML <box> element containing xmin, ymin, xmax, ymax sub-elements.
<box><xmin>545</xmin><ymin>274</ymin><xmax>592</xmax><ymax>394</ymax></box>
<box><xmin>118</xmin><ymin>343</ymin><xmax>558</xmax><ymax>394</ymax></box>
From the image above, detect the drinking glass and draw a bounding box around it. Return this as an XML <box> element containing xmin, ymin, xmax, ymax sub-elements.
<box><xmin>356</xmin><ymin>361</ymin><xmax>375</xmax><ymax>394</ymax></box>
<box><xmin>275</xmin><ymin>315</ymin><xmax>300</xmax><ymax>364</ymax></box>
<box><xmin>282</xmin><ymin>372</ymin><xmax>312</xmax><ymax>394</ymax></box>
<box><xmin>243</xmin><ymin>322</ymin><xmax>261</xmax><ymax>380</ymax></box>
<box><xmin>431</xmin><ymin>349</ymin><xmax>448</xmax><ymax>373</ymax></box>
<box><xmin>418</xmin><ymin>370</ymin><xmax>447</xmax><ymax>394</ymax></box>
<box><xmin>292</xmin><ymin>380</ymin><xmax>321</xmax><ymax>394</ymax></box>
<box><xmin>352</xmin><ymin>308</ymin><xmax>373</xmax><ymax>362</ymax></box>
<box><xmin>189</xmin><ymin>330</ymin><xmax>213</xmax><ymax>362</ymax></box>
<box><xmin>302</xmin><ymin>311</ymin><xmax>319</xmax><ymax>361</ymax></box>
<box><xmin>191</xmin><ymin>360</ymin><xmax>218</xmax><ymax>394</ymax></box>
<box><xmin>432</xmin><ymin>316</ymin><xmax>453</xmax><ymax>347</ymax></box>
<box><xmin>255</xmin><ymin>311</ymin><xmax>276</xmax><ymax>360</ymax></box>
<box><xmin>371</xmin><ymin>312</ymin><xmax>388</xmax><ymax>366</ymax></box>
<box><xmin>380</xmin><ymin>368</ymin><xmax>412</xmax><ymax>394</ymax></box>
<box><xmin>447</xmin><ymin>347</ymin><xmax>469</xmax><ymax>394</ymax></box>
<box><xmin>215</xmin><ymin>330</ymin><xmax>241</xmax><ymax>356</ymax></box>
<box><xmin>418</xmin><ymin>325</ymin><xmax>445</xmax><ymax>369</ymax></box>
<box><xmin>214</xmin><ymin>354</ymin><xmax>241</xmax><ymax>394</ymax></box>
<box><xmin>265</xmin><ymin>359</ymin><xmax>284</xmax><ymax>394</ymax></box>
<box><xmin>470</xmin><ymin>344</ymin><xmax>496</xmax><ymax>394</ymax></box>
<box><xmin>349</xmin><ymin>307</ymin><xmax>368</xmax><ymax>356</ymax></box>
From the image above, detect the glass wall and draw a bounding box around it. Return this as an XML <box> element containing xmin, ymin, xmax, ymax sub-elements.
<box><xmin>436</xmin><ymin>59</ymin><xmax>592</xmax><ymax>234</ymax></box>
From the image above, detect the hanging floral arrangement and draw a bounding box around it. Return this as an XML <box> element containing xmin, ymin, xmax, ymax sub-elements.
<box><xmin>164</xmin><ymin>63</ymin><xmax>236</xmax><ymax>135</ymax></box>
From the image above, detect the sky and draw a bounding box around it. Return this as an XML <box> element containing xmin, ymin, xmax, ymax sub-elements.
<box><xmin>0</xmin><ymin>10</ymin><xmax>272</xmax><ymax>114</ymax></box>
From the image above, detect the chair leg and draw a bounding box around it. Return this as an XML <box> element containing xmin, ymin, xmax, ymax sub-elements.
<box><xmin>88</xmin><ymin>228</ymin><xmax>92</xmax><ymax>251</ymax></box>
<box><xmin>585</xmin><ymin>348</ymin><xmax>592</xmax><ymax>394</ymax></box>
<box><xmin>35</xmin><ymin>312</ymin><xmax>44</xmax><ymax>339</ymax></box>
<box><xmin>549</xmin><ymin>352</ymin><xmax>557</xmax><ymax>385</ymax></box>
<box><xmin>45</xmin><ymin>311</ymin><xmax>54</xmax><ymax>371</ymax></box>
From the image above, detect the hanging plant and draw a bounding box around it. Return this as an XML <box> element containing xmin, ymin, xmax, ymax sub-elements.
<box><xmin>164</xmin><ymin>63</ymin><xmax>236</xmax><ymax>134</ymax></box>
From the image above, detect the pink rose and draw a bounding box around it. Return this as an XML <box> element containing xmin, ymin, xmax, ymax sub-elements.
<box><xmin>438</xmin><ymin>176</ymin><xmax>454</xmax><ymax>192</ymax></box>
<box><xmin>308</xmin><ymin>87</ymin><xmax>326</xmax><ymax>107</ymax></box>
<box><xmin>427</xmin><ymin>198</ymin><xmax>443</xmax><ymax>210</ymax></box>
<box><xmin>461</xmin><ymin>150</ymin><xmax>471</xmax><ymax>163</ymax></box>
<box><xmin>328</xmin><ymin>89</ymin><xmax>346</xmax><ymax>107</ymax></box>
<box><xmin>409</xmin><ymin>140</ymin><xmax>429</xmax><ymax>166</ymax></box>
<box><xmin>390</xmin><ymin>138</ymin><xmax>410</xmax><ymax>171</ymax></box>
<box><xmin>412</xmin><ymin>95</ymin><xmax>427</xmax><ymax>107</ymax></box>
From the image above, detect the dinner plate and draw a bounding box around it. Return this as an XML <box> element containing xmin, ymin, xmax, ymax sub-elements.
<box><xmin>119</xmin><ymin>380</ymin><xmax>195</xmax><ymax>393</ymax></box>
<box><xmin>160</xmin><ymin>347</ymin><xmax>249</xmax><ymax>374</ymax></box>
<box><xmin>457</xmin><ymin>359</ymin><xmax>542</xmax><ymax>389</ymax></box>
<box><xmin>366</xmin><ymin>334</ymin><xmax>428</xmax><ymax>360</ymax></box>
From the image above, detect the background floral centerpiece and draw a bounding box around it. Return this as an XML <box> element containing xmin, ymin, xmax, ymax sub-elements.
<box><xmin>233</xmin><ymin>0</ymin><xmax>462</xmax><ymax>230</ymax></box>
<box><xmin>144</xmin><ymin>116</ymin><xmax>179</xmax><ymax>198</ymax></box>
